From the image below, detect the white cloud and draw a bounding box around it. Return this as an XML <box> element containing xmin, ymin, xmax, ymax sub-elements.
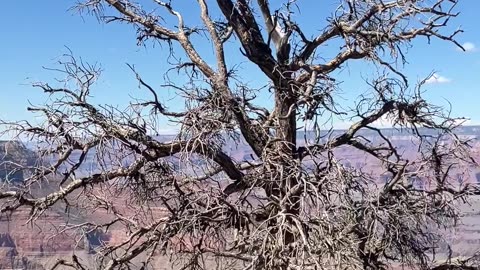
<box><xmin>332</xmin><ymin>121</ymin><xmax>355</xmax><ymax>130</ymax></box>
<box><xmin>330</xmin><ymin>116</ymin><xmax>394</xmax><ymax>130</ymax></box>
<box><xmin>459</xmin><ymin>42</ymin><xmax>477</xmax><ymax>52</ymax></box>
<box><xmin>453</xmin><ymin>118</ymin><xmax>480</xmax><ymax>127</ymax></box>
<box><xmin>453</xmin><ymin>118</ymin><xmax>470</xmax><ymax>126</ymax></box>
<box><xmin>424</xmin><ymin>73</ymin><xmax>451</xmax><ymax>84</ymax></box>
<box><xmin>370</xmin><ymin>115</ymin><xmax>395</xmax><ymax>129</ymax></box>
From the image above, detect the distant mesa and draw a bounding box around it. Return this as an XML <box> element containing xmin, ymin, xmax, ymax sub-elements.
<box><xmin>0</xmin><ymin>141</ymin><xmax>37</xmax><ymax>183</ymax></box>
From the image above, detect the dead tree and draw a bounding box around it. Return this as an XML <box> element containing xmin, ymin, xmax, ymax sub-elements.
<box><xmin>0</xmin><ymin>0</ymin><xmax>478</xmax><ymax>269</ymax></box>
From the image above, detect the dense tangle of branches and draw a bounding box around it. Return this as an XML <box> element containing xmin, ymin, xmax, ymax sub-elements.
<box><xmin>1</xmin><ymin>0</ymin><xmax>479</xmax><ymax>269</ymax></box>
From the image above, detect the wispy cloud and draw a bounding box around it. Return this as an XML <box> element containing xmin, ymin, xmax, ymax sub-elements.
<box><xmin>371</xmin><ymin>115</ymin><xmax>395</xmax><ymax>129</ymax></box>
<box><xmin>332</xmin><ymin>121</ymin><xmax>355</xmax><ymax>130</ymax></box>
<box><xmin>425</xmin><ymin>73</ymin><xmax>451</xmax><ymax>84</ymax></box>
<box><xmin>332</xmin><ymin>116</ymin><xmax>394</xmax><ymax>130</ymax></box>
<box><xmin>458</xmin><ymin>42</ymin><xmax>477</xmax><ymax>52</ymax></box>
<box><xmin>454</xmin><ymin>118</ymin><xmax>472</xmax><ymax>126</ymax></box>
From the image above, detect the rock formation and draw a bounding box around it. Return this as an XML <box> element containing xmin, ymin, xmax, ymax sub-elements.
<box><xmin>0</xmin><ymin>140</ymin><xmax>37</xmax><ymax>183</ymax></box>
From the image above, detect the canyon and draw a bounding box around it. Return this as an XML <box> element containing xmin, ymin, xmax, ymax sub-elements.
<box><xmin>1</xmin><ymin>127</ymin><xmax>480</xmax><ymax>269</ymax></box>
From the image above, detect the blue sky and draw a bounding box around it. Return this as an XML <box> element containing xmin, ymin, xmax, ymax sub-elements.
<box><xmin>0</xmin><ymin>1</ymin><xmax>479</xmax><ymax>132</ymax></box>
